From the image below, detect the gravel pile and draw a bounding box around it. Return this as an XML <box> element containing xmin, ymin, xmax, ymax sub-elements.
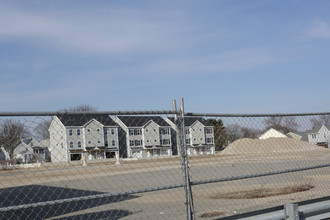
<box><xmin>222</xmin><ymin>137</ymin><xmax>326</xmax><ymax>155</ymax></box>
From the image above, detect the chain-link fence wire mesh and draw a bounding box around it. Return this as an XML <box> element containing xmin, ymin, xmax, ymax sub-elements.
<box><xmin>1</xmin><ymin>111</ymin><xmax>330</xmax><ymax>219</ymax></box>
<box><xmin>187</xmin><ymin>113</ymin><xmax>330</xmax><ymax>219</ymax></box>
<box><xmin>0</xmin><ymin>112</ymin><xmax>188</xmax><ymax>219</ymax></box>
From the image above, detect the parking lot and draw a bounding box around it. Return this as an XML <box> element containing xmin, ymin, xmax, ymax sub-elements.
<box><xmin>1</xmin><ymin>149</ymin><xmax>330</xmax><ymax>219</ymax></box>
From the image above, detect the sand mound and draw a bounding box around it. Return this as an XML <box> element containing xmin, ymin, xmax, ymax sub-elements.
<box><xmin>222</xmin><ymin>137</ymin><xmax>326</xmax><ymax>155</ymax></box>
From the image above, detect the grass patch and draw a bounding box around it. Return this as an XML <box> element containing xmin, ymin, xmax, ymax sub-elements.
<box><xmin>200</xmin><ymin>211</ymin><xmax>226</xmax><ymax>218</ymax></box>
<box><xmin>211</xmin><ymin>184</ymin><xmax>314</xmax><ymax>199</ymax></box>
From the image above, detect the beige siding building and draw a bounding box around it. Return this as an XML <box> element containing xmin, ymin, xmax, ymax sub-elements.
<box><xmin>115</xmin><ymin>116</ymin><xmax>172</xmax><ymax>158</ymax></box>
<box><xmin>49</xmin><ymin>114</ymin><xmax>119</xmax><ymax>163</ymax></box>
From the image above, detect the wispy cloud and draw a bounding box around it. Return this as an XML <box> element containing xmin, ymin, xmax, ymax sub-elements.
<box><xmin>302</xmin><ymin>19</ymin><xmax>330</xmax><ymax>40</ymax></box>
<box><xmin>142</xmin><ymin>48</ymin><xmax>273</xmax><ymax>76</ymax></box>
<box><xmin>0</xmin><ymin>5</ymin><xmax>185</xmax><ymax>55</ymax></box>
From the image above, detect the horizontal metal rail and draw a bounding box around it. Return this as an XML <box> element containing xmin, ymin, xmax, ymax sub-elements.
<box><xmin>2</xmin><ymin>163</ymin><xmax>330</xmax><ymax>212</ymax></box>
<box><xmin>185</xmin><ymin>112</ymin><xmax>330</xmax><ymax>118</ymax></box>
<box><xmin>0</xmin><ymin>110</ymin><xmax>179</xmax><ymax>117</ymax></box>
<box><xmin>1</xmin><ymin>111</ymin><xmax>329</xmax><ymax>117</ymax></box>
<box><xmin>238</xmin><ymin>200</ymin><xmax>330</xmax><ymax>220</ymax></box>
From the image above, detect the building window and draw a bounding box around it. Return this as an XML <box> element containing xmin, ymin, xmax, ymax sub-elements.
<box><xmin>112</xmin><ymin>140</ymin><xmax>115</xmax><ymax>146</ymax></box>
<box><xmin>312</xmin><ymin>134</ymin><xmax>316</xmax><ymax>139</ymax></box>
<box><xmin>104</xmin><ymin>129</ymin><xmax>108</xmax><ymax>135</ymax></box>
<box><xmin>87</xmin><ymin>129</ymin><xmax>91</xmax><ymax>132</ymax></box>
<box><xmin>135</xmin><ymin>140</ymin><xmax>142</xmax><ymax>146</ymax></box>
<box><xmin>88</xmin><ymin>141</ymin><xmax>91</xmax><ymax>144</ymax></box>
<box><xmin>77</xmin><ymin>129</ymin><xmax>81</xmax><ymax>135</ymax></box>
<box><xmin>185</xmin><ymin>128</ymin><xmax>190</xmax><ymax>134</ymax></box>
<box><xmin>111</xmin><ymin>129</ymin><xmax>115</xmax><ymax>135</ymax></box>
<box><xmin>69</xmin><ymin>129</ymin><xmax>73</xmax><ymax>136</ymax></box>
<box><xmin>70</xmin><ymin>142</ymin><xmax>73</xmax><ymax>148</ymax></box>
<box><xmin>105</xmin><ymin>140</ymin><xmax>108</xmax><ymax>146</ymax></box>
<box><xmin>162</xmin><ymin>139</ymin><xmax>170</xmax><ymax>145</ymax></box>
<box><xmin>146</xmin><ymin>129</ymin><xmax>149</xmax><ymax>132</ymax></box>
<box><xmin>98</xmin><ymin>140</ymin><xmax>101</xmax><ymax>144</ymax></box>
<box><xmin>160</xmin><ymin>128</ymin><xmax>169</xmax><ymax>135</ymax></box>
<box><xmin>205</xmin><ymin>128</ymin><xmax>213</xmax><ymax>134</ymax></box>
<box><xmin>154</xmin><ymin>139</ymin><xmax>157</xmax><ymax>142</ymax></box>
<box><xmin>129</xmin><ymin>129</ymin><xmax>134</xmax><ymax>136</ymax></box>
<box><xmin>78</xmin><ymin>141</ymin><xmax>81</xmax><ymax>148</ymax></box>
<box><xmin>186</xmin><ymin>139</ymin><xmax>190</xmax><ymax>144</ymax></box>
<box><xmin>206</xmin><ymin>138</ymin><xmax>214</xmax><ymax>144</ymax></box>
<box><xmin>130</xmin><ymin>140</ymin><xmax>135</xmax><ymax>146</ymax></box>
<box><xmin>134</xmin><ymin>129</ymin><xmax>141</xmax><ymax>135</ymax></box>
<box><xmin>97</xmin><ymin>128</ymin><xmax>100</xmax><ymax>132</ymax></box>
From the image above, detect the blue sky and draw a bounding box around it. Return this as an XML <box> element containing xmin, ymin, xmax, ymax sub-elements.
<box><xmin>1</xmin><ymin>0</ymin><xmax>330</xmax><ymax>113</ymax></box>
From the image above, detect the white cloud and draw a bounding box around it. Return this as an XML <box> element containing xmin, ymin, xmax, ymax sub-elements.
<box><xmin>303</xmin><ymin>19</ymin><xmax>330</xmax><ymax>40</ymax></box>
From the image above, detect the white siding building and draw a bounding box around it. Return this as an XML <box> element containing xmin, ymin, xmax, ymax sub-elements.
<box><xmin>166</xmin><ymin>117</ymin><xmax>215</xmax><ymax>156</ymax></box>
<box><xmin>114</xmin><ymin>116</ymin><xmax>172</xmax><ymax>158</ymax></box>
<box><xmin>258</xmin><ymin>128</ymin><xmax>287</xmax><ymax>140</ymax></box>
<box><xmin>12</xmin><ymin>138</ymin><xmax>48</xmax><ymax>163</ymax></box>
<box><xmin>49</xmin><ymin>114</ymin><xmax>119</xmax><ymax>163</ymax></box>
<box><xmin>307</xmin><ymin>125</ymin><xmax>330</xmax><ymax>148</ymax></box>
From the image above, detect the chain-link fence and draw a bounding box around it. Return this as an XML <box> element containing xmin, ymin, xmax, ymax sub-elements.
<box><xmin>1</xmin><ymin>102</ymin><xmax>330</xmax><ymax>219</ymax></box>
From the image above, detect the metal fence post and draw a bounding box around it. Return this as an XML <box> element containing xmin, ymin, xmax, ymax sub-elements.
<box><xmin>176</xmin><ymin>98</ymin><xmax>195</xmax><ymax>220</ymax></box>
<box><xmin>284</xmin><ymin>203</ymin><xmax>299</xmax><ymax>220</ymax></box>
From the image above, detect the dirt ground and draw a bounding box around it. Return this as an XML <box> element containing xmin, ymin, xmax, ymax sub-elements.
<box><xmin>1</xmin><ymin>142</ymin><xmax>330</xmax><ymax>219</ymax></box>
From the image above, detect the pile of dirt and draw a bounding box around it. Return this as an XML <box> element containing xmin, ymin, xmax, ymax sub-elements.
<box><xmin>222</xmin><ymin>137</ymin><xmax>326</xmax><ymax>155</ymax></box>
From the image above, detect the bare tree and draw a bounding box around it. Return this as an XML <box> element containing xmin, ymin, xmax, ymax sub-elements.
<box><xmin>67</xmin><ymin>104</ymin><xmax>97</xmax><ymax>112</ymax></box>
<box><xmin>0</xmin><ymin>119</ymin><xmax>31</xmax><ymax>159</ymax></box>
<box><xmin>226</xmin><ymin>123</ymin><xmax>243</xmax><ymax>143</ymax></box>
<box><xmin>226</xmin><ymin>123</ymin><xmax>261</xmax><ymax>143</ymax></box>
<box><xmin>240</xmin><ymin>126</ymin><xmax>261</xmax><ymax>139</ymax></box>
<box><xmin>34</xmin><ymin>119</ymin><xmax>52</xmax><ymax>140</ymax></box>
<box><xmin>264</xmin><ymin>116</ymin><xmax>298</xmax><ymax>133</ymax></box>
<box><xmin>310</xmin><ymin>115</ymin><xmax>330</xmax><ymax>129</ymax></box>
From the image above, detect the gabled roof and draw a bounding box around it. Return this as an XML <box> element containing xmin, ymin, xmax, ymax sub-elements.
<box><xmin>13</xmin><ymin>138</ymin><xmax>33</xmax><ymax>149</ymax></box>
<box><xmin>116</xmin><ymin>116</ymin><xmax>170</xmax><ymax>127</ymax></box>
<box><xmin>22</xmin><ymin>138</ymin><xmax>33</xmax><ymax>145</ymax></box>
<box><xmin>167</xmin><ymin>117</ymin><xmax>212</xmax><ymax>126</ymax></box>
<box><xmin>291</xmin><ymin>131</ymin><xmax>309</xmax><ymax>141</ymax></box>
<box><xmin>56</xmin><ymin>113</ymin><xmax>117</xmax><ymax>127</ymax></box>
